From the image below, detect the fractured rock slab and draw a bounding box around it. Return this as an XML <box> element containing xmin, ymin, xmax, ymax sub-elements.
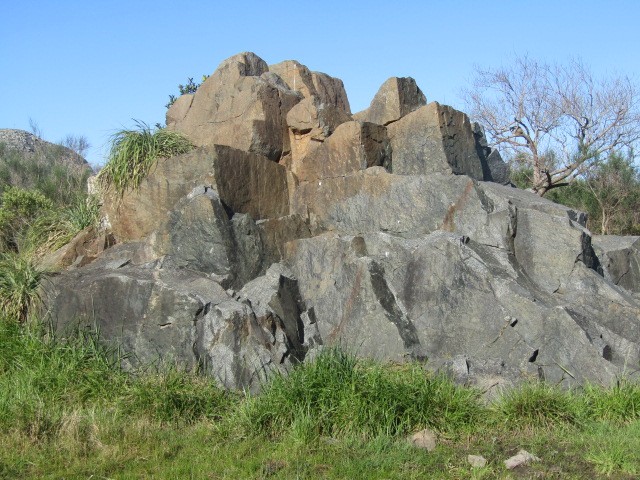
<box><xmin>387</xmin><ymin>102</ymin><xmax>488</xmax><ymax>179</ymax></box>
<box><xmin>353</xmin><ymin>76</ymin><xmax>426</xmax><ymax>126</ymax></box>
<box><xmin>102</xmin><ymin>145</ymin><xmax>290</xmax><ymax>243</ymax></box>
<box><xmin>291</xmin><ymin>121</ymin><xmax>391</xmax><ymax>182</ymax></box>
<box><xmin>167</xmin><ymin>52</ymin><xmax>301</xmax><ymax>161</ymax></box>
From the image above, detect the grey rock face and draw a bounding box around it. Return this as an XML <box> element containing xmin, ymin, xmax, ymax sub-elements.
<box><xmin>387</xmin><ymin>102</ymin><xmax>487</xmax><ymax>179</ymax></box>
<box><xmin>44</xmin><ymin>52</ymin><xmax>640</xmax><ymax>392</ymax></box>
<box><xmin>473</xmin><ymin>122</ymin><xmax>511</xmax><ymax>184</ymax></box>
<box><xmin>46</xmin><ymin>244</ymin><xmax>313</xmax><ymax>392</ymax></box>
<box><xmin>592</xmin><ymin>235</ymin><xmax>640</xmax><ymax>293</ymax></box>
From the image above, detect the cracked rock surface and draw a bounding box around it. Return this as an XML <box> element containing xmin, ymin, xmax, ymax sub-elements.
<box><xmin>44</xmin><ymin>52</ymin><xmax>640</xmax><ymax>391</ymax></box>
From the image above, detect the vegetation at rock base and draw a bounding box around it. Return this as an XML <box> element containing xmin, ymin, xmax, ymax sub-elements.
<box><xmin>0</xmin><ymin>137</ymin><xmax>99</xmax><ymax>324</ymax></box>
<box><xmin>97</xmin><ymin>120</ymin><xmax>194</xmax><ymax>194</ymax></box>
<box><xmin>0</xmin><ymin>321</ymin><xmax>638</xmax><ymax>479</ymax></box>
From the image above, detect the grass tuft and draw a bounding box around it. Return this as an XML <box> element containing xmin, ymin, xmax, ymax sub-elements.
<box><xmin>493</xmin><ymin>381</ymin><xmax>580</xmax><ymax>428</ymax></box>
<box><xmin>0</xmin><ymin>252</ymin><xmax>45</xmax><ymax>323</ymax></box>
<box><xmin>580</xmin><ymin>381</ymin><xmax>640</xmax><ymax>423</ymax></box>
<box><xmin>98</xmin><ymin>121</ymin><xmax>193</xmax><ymax>194</ymax></box>
<box><xmin>240</xmin><ymin>348</ymin><xmax>482</xmax><ymax>439</ymax></box>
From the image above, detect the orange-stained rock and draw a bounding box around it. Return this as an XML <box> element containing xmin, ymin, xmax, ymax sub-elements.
<box><xmin>167</xmin><ymin>52</ymin><xmax>301</xmax><ymax>161</ymax></box>
<box><xmin>353</xmin><ymin>77</ymin><xmax>426</xmax><ymax>126</ymax></box>
<box><xmin>102</xmin><ymin>145</ymin><xmax>290</xmax><ymax>243</ymax></box>
<box><xmin>291</xmin><ymin>121</ymin><xmax>391</xmax><ymax>183</ymax></box>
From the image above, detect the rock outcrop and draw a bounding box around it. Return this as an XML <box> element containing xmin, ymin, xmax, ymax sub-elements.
<box><xmin>44</xmin><ymin>52</ymin><xmax>640</xmax><ymax>392</ymax></box>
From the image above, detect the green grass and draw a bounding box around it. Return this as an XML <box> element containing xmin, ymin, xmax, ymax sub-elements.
<box><xmin>0</xmin><ymin>323</ymin><xmax>639</xmax><ymax>479</ymax></box>
<box><xmin>241</xmin><ymin>348</ymin><xmax>481</xmax><ymax>440</ymax></box>
<box><xmin>98</xmin><ymin>121</ymin><xmax>193</xmax><ymax>194</ymax></box>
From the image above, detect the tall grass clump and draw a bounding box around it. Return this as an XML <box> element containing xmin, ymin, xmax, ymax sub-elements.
<box><xmin>0</xmin><ymin>252</ymin><xmax>45</xmax><ymax>323</ymax></box>
<box><xmin>98</xmin><ymin>121</ymin><xmax>193</xmax><ymax>194</ymax></box>
<box><xmin>240</xmin><ymin>348</ymin><xmax>481</xmax><ymax>439</ymax></box>
<box><xmin>493</xmin><ymin>381</ymin><xmax>580</xmax><ymax>428</ymax></box>
<box><xmin>579</xmin><ymin>381</ymin><xmax>640</xmax><ymax>423</ymax></box>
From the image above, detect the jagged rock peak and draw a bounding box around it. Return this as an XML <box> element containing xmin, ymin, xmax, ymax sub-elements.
<box><xmin>354</xmin><ymin>77</ymin><xmax>427</xmax><ymax>126</ymax></box>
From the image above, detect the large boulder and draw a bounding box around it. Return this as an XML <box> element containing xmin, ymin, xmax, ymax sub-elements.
<box><xmin>269</xmin><ymin>60</ymin><xmax>351</xmax><ymax>114</ymax></box>
<box><xmin>387</xmin><ymin>102</ymin><xmax>489</xmax><ymax>179</ymax></box>
<box><xmin>101</xmin><ymin>145</ymin><xmax>290</xmax><ymax>243</ymax></box>
<box><xmin>45</xmin><ymin>245</ymin><xmax>314</xmax><ymax>392</ymax></box>
<box><xmin>286</xmin><ymin>96</ymin><xmax>352</xmax><ymax>163</ymax></box>
<box><xmin>44</xmin><ymin>52</ymin><xmax>640</xmax><ymax>393</ymax></box>
<box><xmin>353</xmin><ymin>77</ymin><xmax>426</xmax><ymax>126</ymax></box>
<box><xmin>284</xmin><ymin>230</ymin><xmax>635</xmax><ymax>389</ymax></box>
<box><xmin>592</xmin><ymin>235</ymin><xmax>640</xmax><ymax>294</ymax></box>
<box><xmin>166</xmin><ymin>52</ymin><xmax>301</xmax><ymax>161</ymax></box>
<box><xmin>291</xmin><ymin>121</ymin><xmax>391</xmax><ymax>183</ymax></box>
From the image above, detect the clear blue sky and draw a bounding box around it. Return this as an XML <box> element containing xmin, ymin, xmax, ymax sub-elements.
<box><xmin>1</xmin><ymin>1</ymin><xmax>639</xmax><ymax>167</ymax></box>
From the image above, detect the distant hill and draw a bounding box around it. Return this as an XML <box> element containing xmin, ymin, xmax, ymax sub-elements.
<box><xmin>0</xmin><ymin>129</ymin><xmax>92</xmax><ymax>172</ymax></box>
<box><xmin>0</xmin><ymin>129</ymin><xmax>93</xmax><ymax>205</ymax></box>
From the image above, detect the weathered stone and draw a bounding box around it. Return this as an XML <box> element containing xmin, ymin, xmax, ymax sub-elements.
<box><xmin>353</xmin><ymin>77</ymin><xmax>426</xmax><ymax>126</ymax></box>
<box><xmin>46</xmin><ymin>244</ymin><xmax>312</xmax><ymax>392</ymax></box>
<box><xmin>286</xmin><ymin>96</ymin><xmax>352</xmax><ymax>162</ymax></box>
<box><xmin>195</xmin><ymin>264</ymin><xmax>311</xmax><ymax>391</ymax></box>
<box><xmin>43</xmin><ymin>52</ymin><xmax>640</xmax><ymax>394</ymax></box>
<box><xmin>151</xmin><ymin>188</ymin><xmax>235</xmax><ymax>283</ymax></box>
<box><xmin>387</xmin><ymin>102</ymin><xmax>488</xmax><ymax>180</ymax></box>
<box><xmin>504</xmin><ymin>450</ymin><xmax>540</xmax><ymax>469</ymax></box>
<box><xmin>291</xmin><ymin>169</ymin><xmax>517</xmax><ymax>250</ymax></box>
<box><xmin>269</xmin><ymin>60</ymin><xmax>351</xmax><ymax>114</ymax></box>
<box><xmin>292</xmin><ymin>121</ymin><xmax>391</xmax><ymax>182</ymax></box>
<box><xmin>256</xmin><ymin>214</ymin><xmax>312</xmax><ymax>268</ymax></box>
<box><xmin>284</xmin><ymin>229</ymin><xmax>632</xmax><ymax>387</ymax></box>
<box><xmin>165</xmin><ymin>94</ymin><xmax>194</xmax><ymax>127</ymax></box>
<box><xmin>467</xmin><ymin>455</ymin><xmax>487</xmax><ymax>468</ymax></box>
<box><xmin>592</xmin><ymin>235</ymin><xmax>640</xmax><ymax>293</ymax></box>
<box><xmin>513</xmin><ymin>208</ymin><xmax>598</xmax><ymax>294</ymax></box>
<box><xmin>102</xmin><ymin>145</ymin><xmax>290</xmax><ymax>243</ymax></box>
<box><xmin>473</xmin><ymin>122</ymin><xmax>511</xmax><ymax>184</ymax></box>
<box><xmin>40</xmin><ymin>226</ymin><xmax>114</xmax><ymax>270</ymax></box>
<box><xmin>409</xmin><ymin>428</ymin><xmax>437</xmax><ymax>451</ymax></box>
<box><xmin>168</xmin><ymin>52</ymin><xmax>300</xmax><ymax>161</ymax></box>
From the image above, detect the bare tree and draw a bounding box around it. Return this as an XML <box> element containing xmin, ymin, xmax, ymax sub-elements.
<box><xmin>60</xmin><ymin>134</ymin><xmax>91</xmax><ymax>158</ymax></box>
<box><xmin>464</xmin><ymin>56</ymin><xmax>640</xmax><ymax>196</ymax></box>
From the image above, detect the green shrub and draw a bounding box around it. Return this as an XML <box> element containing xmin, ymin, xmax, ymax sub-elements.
<box><xmin>0</xmin><ymin>187</ymin><xmax>53</xmax><ymax>251</ymax></box>
<box><xmin>0</xmin><ymin>142</ymin><xmax>91</xmax><ymax>207</ymax></box>
<box><xmin>165</xmin><ymin>75</ymin><xmax>208</xmax><ymax>108</ymax></box>
<box><xmin>98</xmin><ymin>121</ymin><xmax>193</xmax><ymax>194</ymax></box>
<box><xmin>240</xmin><ymin>348</ymin><xmax>481</xmax><ymax>439</ymax></box>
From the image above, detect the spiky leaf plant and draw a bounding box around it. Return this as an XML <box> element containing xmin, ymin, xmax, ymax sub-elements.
<box><xmin>98</xmin><ymin>121</ymin><xmax>193</xmax><ymax>194</ymax></box>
